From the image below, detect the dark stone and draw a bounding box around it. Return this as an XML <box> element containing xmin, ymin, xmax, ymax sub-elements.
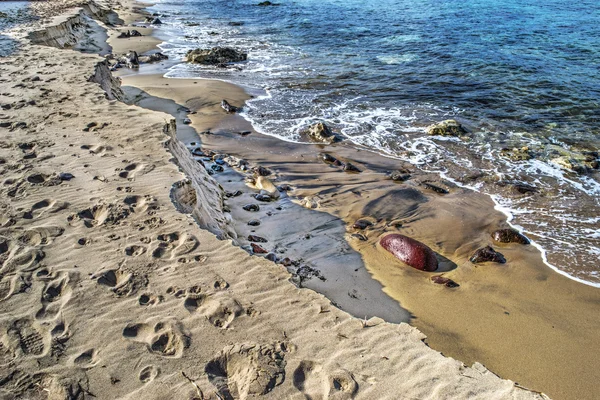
<box><xmin>343</xmin><ymin>163</ymin><xmax>361</xmax><ymax>173</ymax></box>
<box><xmin>59</xmin><ymin>172</ymin><xmax>74</xmax><ymax>181</ymax></box>
<box><xmin>257</xmin><ymin>1</ymin><xmax>279</xmax><ymax>5</ymax></box>
<box><xmin>210</xmin><ymin>164</ymin><xmax>224</xmax><ymax>172</ymax></box>
<box><xmin>0</xmin><ymin>239</ymin><xmax>8</xmax><ymax>254</ymax></box>
<box><xmin>237</xmin><ymin>131</ymin><xmax>252</xmax><ymax>136</ymax></box>
<box><xmin>422</xmin><ymin>182</ymin><xmax>449</xmax><ymax>194</ymax></box>
<box><xmin>431</xmin><ymin>276</ymin><xmax>459</xmax><ymax>288</ymax></box>
<box><xmin>265</xmin><ymin>253</ymin><xmax>278</xmax><ymax>262</ymax></box>
<box><xmin>491</xmin><ymin>229</ymin><xmax>530</xmax><ymax>245</ymax></box>
<box><xmin>151</xmin><ymin>18</ymin><xmax>162</xmax><ymax>25</ymax></box>
<box><xmin>426</xmin><ymin>119</ymin><xmax>467</xmax><ymax>136</ymax></box>
<box><xmin>229</xmin><ymin>21</ymin><xmax>244</xmax><ymax>26</ymax></box>
<box><xmin>279</xmin><ymin>258</ymin><xmax>293</xmax><ymax>267</ymax></box>
<box><xmin>118</xmin><ymin>51</ymin><xmax>139</xmax><ymax>69</ymax></box>
<box><xmin>214</xmin><ymin>158</ymin><xmax>226</xmax><ymax>166</ymax></box>
<box><xmin>251</xmin><ymin>243</ymin><xmax>268</xmax><ymax>254</ymax></box>
<box><xmin>226</xmin><ymin>190</ymin><xmax>243</xmax><ymax>197</ymax></box>
<box><xmin>130</xmin><ymin>29</ymin><xmax>143</xmax><ymax>37</ymax></box>
<box><xmin>513</xmin><ymin>183</ymin><xmax>537</xmax><ymax>195</ymax></box>
<box><xmin>138</xmin><ymin>53</ymin><xmax>168</xmax><ymax>63</ymax></box>
<box><xmin>390</xmin><ymin>171</ymin><xmax>411</xmax><ymax>182</ymax></box>
<box><xmin>247</xmin><ymin>219</ymin><xmax>261</xmax><ymax>226</ymax></box>
<box><xmin>352</xmin><ymin>219</ymin><xmax>372</xmax><ymax>230</ymax></box>
<box><xmin>183</xmin><ymin>118</ymin><xmax>192</xmax><ymax>125</ymax></box>
<box><xmin>277</xmin><ymin>184</ymin><xmax>291</xmax><ymax>192</ymax></box>
<box><xmin>321</xmin><ymin>153</ymin><xmax>337</xmax><ymax>164</ymax></box>
<box><xmin>380</xmin><ymin>234</ymin><xmax>438</xmax><ymax>272</ymax></box>
<box><xmin>117</xmin><ymin>29</ymin><xmax>144</xmax><ymax>38</ymax></box>
<box><xmin>305</xmin><ymin>122</ymin><xmax>342</xmax><ymax>144</ymax></box>
<box><xmin>186</xmin><ymin>47</ymin><xmax>247</xmax><ymax>65</ymax></box>
<box><xmin>470</xmin><ymin>246</ymin><xmax>506</xmax><ymax>264</ymax></box>
<box><xmin>255</xmin><ymin>166</ymin><xmax>271</xmax><ymax>176</ymax></box>
<box><xmin>221</xmin><ymin>99</ymin><xmax>240</xmax><ymax>113</ymax></box>
<box><xmin>254</xmin><ymin>194</ymin><xmax>272</xmax><ymax>202</ymax></box>
<box><xmin>243</xmin><ymin>204</ymin><xmax>260</xmax><ymax>212</ymax></box>
<box><xmin>248</xmin><ymin>235</ymin><xmax>268</xmax><ymax>243</ymax></box>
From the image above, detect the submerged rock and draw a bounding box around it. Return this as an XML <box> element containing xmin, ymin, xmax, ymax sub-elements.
<box><xmin>305</xmin><ymin>122</ymin><xmax>342</xmax><ymax>144</ymax></box>
<box><xmin>470</xmin><ymin>246</ymin><xmax>506</xmax><ymax>263</ymax></box>
<box><xmin>426</xmin><ymin>119</ymin><xmax>467</xmax><ymax>137</ymax></box>
<box><xmin>380</xmin><ymin>234</ymin><xmax>438</xmax><ymax>272</ymax></box>
<box><xmin>247</xmin><ymin>219</ymin><xmax>261</xmax><ymax>226</ymax></box>
<box><xmin>186</xmin><ymin>47</ymin><xmax>247</xmax><ymax>65</ymax></box>
<box><xmin>500</xmin><ymin>146</ymin><xmax>534</xmax><ymax>162</ymax></box>
<box><xmin>491</xmin><ymin>229</ymin><xmax>530</xmax><ymax>245</ymax></box>
<box><xmin>352</xmin><ymin>219</ymin><xmax>373</xmax><ymax>230</ymax></box>
<box><xmin>431</xmin><ymin>276</ymin><xmax>459</xmax><ymax>288</ymax></box>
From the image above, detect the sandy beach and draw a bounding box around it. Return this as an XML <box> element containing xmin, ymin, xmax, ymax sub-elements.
<box><xmin>0</xmin><ymin>0</ymin><xmax>597</xmax><ymax>399</ymax></box>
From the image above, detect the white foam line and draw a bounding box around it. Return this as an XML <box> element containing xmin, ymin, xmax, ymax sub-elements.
<box><xmin>491</xmin><ymin>195</ymin><xmax>600</xmax><ymax>288</ymax></box>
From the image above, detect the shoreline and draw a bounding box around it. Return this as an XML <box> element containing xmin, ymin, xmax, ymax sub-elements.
<box><xmin>0</xmin><ymin>0</ymin><xmax>594</xmax><ymax>399</ymax></box>
<box><xmin>116</xmin><ymin>6</ymin><xmax>600</xmax><ymax>400</ymax></box>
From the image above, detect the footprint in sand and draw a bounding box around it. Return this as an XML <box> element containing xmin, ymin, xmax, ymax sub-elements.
<box><xmin>16</xmin><ymin>225</ymin><xmax>64</xmax><ymax>247</ymax></box>
<box><xmin>36</xmin><ymin>272</ymin><xmax>73</xmax><ymax>321</ymax></box>
<box><xmin>197</xmin><ymin>296</ymin><xmax>244</xmax><ymax>329</ymax></box>
<box><xmin>122</xmin><ymin>320</ymin><xmax>188</xmax><ymax>358</ymax></box>
<box><xmin>293</xmin><ymin>361</ymin><xmax>358</xmax><ymax>400</ymax></box>
<box><xmin>22</xmin><ymin>199</ymin><xmax>68</xmax><ymax>220</ymax></box>
<box><xmin>139</xmin><ymin>365</ymin><xmax>160</xmax><ymax>383</ymax></box>
<box><xmin>123</xmin><ymin>194</ymin><xmax>158</xmax><ymax>214</ymax></box>
<box><xmin>70</xmin><ymin>202</ymin><xmax>131</xmax><ymax>228</ymax></box>
<box><xmin>205</xmin><ymin>343</ymin><xmax>287</xmax><ymax>400</ymax></box>
<box><xmin>92</xmin><ymin>267</ymin><xmax>147</xmax><ymax>297</ymax></box>
<box><xmin>151</xmin><ymin>232</ymin><xmax>199</xmax><ymax>260</ymax></box>
<box><xmin>73</xmin><ymin>348</ymin><xmax>97</xmax><ymax>368</ymax></box>
<box><xmin>124</xmin><ymin>245</ymin><xmax>147</xmax><ymax>257</ymax></box>
<box><xmin>5</xmin><ymin>318</ymin><xmax>49</xmax><ymax>357</ymax></box>
<box><xmin>117</xmin><ymin>162</ymin><xmax>155</xmax><ymax>180</ymax></box>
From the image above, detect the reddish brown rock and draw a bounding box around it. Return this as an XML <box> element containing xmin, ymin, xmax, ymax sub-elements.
<box><xmin>352</xmin><ymin>219</ymin><xmax>373</xmax><ymax>230</ymax></box>
<box><xmin>470</xmin><ymin>246</ymin><xmax>506</xmax><ymax>263</ymax></box>
<box><xmin>251</xmin><ymin>243</ymin><xmax>268</xmax><ymax>254</ymax></box>
<box><xmin>491</xmin><ymin>228</ymin><xmax>530</xmax><ymax>245</ymax></box>
<box><xmin>380</xmin><ymin>234</ymin><xmax>438</xmax><ymax>272</ymax></box>
<box><xmin>431</xmin><ymin>276</ymin><xmax>459</xmax><ymax>288</ymax></box>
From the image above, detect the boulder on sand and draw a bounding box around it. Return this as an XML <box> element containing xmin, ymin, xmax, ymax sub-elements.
<box><xmin>380</xmin><ymin>234</ymin><xmax>438</xmax><ymax>272</ymax></box>
<box><xmin>304</xmin><ymin>122</ymin><xmax>342</xmax><ymax>144</ymax></box>
<box><xmin>491</xmin><ymin>228</ymin><xmax>530</xmax><ymax>245</ymax></box>
<box><xmin>185</xmin><ymin>47</ymin><xmax>247</xmax><ymax>65</ymax></box>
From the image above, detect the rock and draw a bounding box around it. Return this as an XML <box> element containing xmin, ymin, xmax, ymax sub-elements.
<box><xmin>305</xmin><ymin>122</ymin><xmax>342</xmax><ymax>144</ymax></box>
<box><xmin>183</xmin><ymin>118</ymin><xmax>192</xmax><ymax>125</ymax></box>
<box><xmin>151</xmin><ymin>18</ymin><xmax>162</xmax><ymax>25</ymax></box>
<box><xmin>470</xmin><ymin>246</ymin><xmax>506</xmax><ymax>264</ymax></box>
<box><xmin>248</xmin><ymin>235</ymin><xmax>267</xmax><ymax>243</ymax></box>
<box><xmin>255</xmin><ymin>176</ymin><xmax>279</xmax><ymax>198</ymax></box>
<box><xmin>551</xmin><ymin>154</ymin><xmax>599</xmax><ymax>174</ymax></box>
<box><xmin>277</xmin><ymin>184</ymin><xmax>292</xmax><ymax>192</ymax></box>
<box><xmin>380</xmin><ymin>234</ymin><xmax>438</xmax><ymax>272</ymax></box>
<box><xmin>431</xmin><ymin>276</ymin><xmax>459</xmax><ymax>288</ymax></box>
<box><xmin>138</xmin><ymin>53</ymin><xmax>168</xmax><ymax>63</ymax></box>
<box><xmin>229</xmin><ymin>21</ymin><xmax>244</xmax><ymax>26</ymax></box>
<box><xmin>352</xmin><ymin>219</ymin><xmax>372</xmax><ymax>230</ymax></box>
<box><xmin>254</xmin><ymin>194</ymin><xmax>272</xmax><ymax>202</ymax></box>
<box><xmin>389</xmin><ymin>170</ymin><xmax>410</xmax><ymax>182</ymax></box>
<box><xmin>251</xmin><ymin>243</ymin><xmax>268</xmax><ymax>254</ymax></box>
<box><xmin>237</xmin><ymin>131</ymin><xmax>252</xmax><ymax>136</ymax></box>
<box><xmin>117</xmin><ymin>30</ymin><xmax>143</xmax><ymax>38</ymax></box>
<box><xmin>257</xmin><ymin>1</ymin><xmax>279</xmax><ymax>5</ymax></box>
<box><xmin>343</xmin><ymin>163</ymin><xmax>361</xmax><ymax>173</ymax></box>
<box><xmin>265</xmin><ymin>253</ymin><xmax>278</xmax><ymax>262</ymax></box>
<box><xmin>491</xmin><ymin>229</ymin><xmax>530</xmax><ymax>245</ymax></box>
<box><xmin>130</xmin><ymin>29</ymin><xmax>143</xmax><ymax>37</ymax></box>
<box><xmin>210</xmin><ymin>164</ymin><xmax>224</xmax><ymax>172</ymax></box>
<box><xmin>225</xmin><ymin>190</ymin><xmax>242</xmax><ymax>197</ymax></box>
<box><xmin>321</xmin><ymin>153</ymin><xmax>337</xmax><ymax>163</ymax></box>
<box><xmin>243</xmin><ymin>204</ymin><xmax>260</xmax><ymax>212</ymax></box>
<box><xmin>221</xmin><ymin>99</ymin><xmax>240</xmax><ymax>113</ymax></box>
<box><xmin>426</xmin><ymin>119</ymin><xmax>467</xmax><ymax>137</ymax></box>
<box><xmin>186</xmin><ymin>47</ymin><xmax>247</xmax><ymax>65</ymax></box>
<box><xmin>118</xmin><ymin>51</ymin><xmax>139</xmax><ymax>69</ymax></box>
<box><xmin>59</xmin><ymin>172</ymin><xmax>74</xmax><ymax>181</ymax></box>
<box><xmin>300</xmin><ymin>196</ymin><xmax>320</xmax><ymax>209</ymax></box>
<box><xmin>254</xmin><ymin>166</ymin><xmax>271</xmax><ymax>176</ymax></box>
<box><xmin>513</xmin><ymin>183</ymin><xmax>537</xmax><ymax>195</ymax></box>
<box><xmin>500</xmin><ymin>146</ymin><xmax>533</xmax><ymax>162</ymax></box>
<box><xmin>247</xmin><ymin>219</ymin><xmax>260</xmax><ymax>226</ymax></box>
<box><xmin>422</xmin><ymin>182</ymin><xmax>449</xmax><ymax>194</ymax></box>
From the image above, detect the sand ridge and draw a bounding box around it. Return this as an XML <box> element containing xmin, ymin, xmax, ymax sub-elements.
<box><xmin>0</xmin><ymin>0</ymin><xmax>553</xmax><ymax>399</ymax></box>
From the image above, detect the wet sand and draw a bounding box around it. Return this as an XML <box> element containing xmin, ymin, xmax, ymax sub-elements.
<box><xmin>121</xmin><ymin>73</ymin><xmax>600</xmax><ymax>400</ymax></box>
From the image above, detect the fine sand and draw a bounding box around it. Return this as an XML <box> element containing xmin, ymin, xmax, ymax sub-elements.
<box><xmin>0</xmin><ymin>0</ymin><xmax>594</xmax><ymax>399</ymax></box>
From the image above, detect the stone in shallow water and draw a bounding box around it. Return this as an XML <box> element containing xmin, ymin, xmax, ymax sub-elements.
<box><xmin>243</xmin><ymin>204</ymin><xmax>260</xmax><ymax>212</ymax></box>
<box><xmin>431</xmin><ymin>276</ymin><xmax>459</xmax><ymax>288</ymax></box>
<box><xmin>380</xmin><ymin>234</ymin><xmax>438</xmax><ymax>272</ymax></box>
<box><xmin>248</xmin><ymin>235</ymin><xmax>267</xmax><ymax>243</ymax></box>
<box><xmin>470</xmin><ymin>246</ymin><xmax>506</xmax><ymax>264</ymax></box>
<box><xmin>247</xmin><ymin>219</ymin><xmax>260</xmax><ymax>226</ymax></box>
<box><xmin>305</xmin><ymin>122</ymin><xmax>342</xmax><ymax>144</ymax></box>
<box><xmin>491</xmin><ymin>229</ymin><xmax>530</xmax><ymax>245</ymax></box>
<box><xmin>426</xmin><ymin>119</ymin><xmax>467</xmax><ymax>136</ymax></box>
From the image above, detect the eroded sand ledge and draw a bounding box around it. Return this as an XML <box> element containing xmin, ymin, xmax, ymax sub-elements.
<box><xmin>0</xmin><ymin>0</ymin><xmax>561</xmax><ymax>398</ymax></box>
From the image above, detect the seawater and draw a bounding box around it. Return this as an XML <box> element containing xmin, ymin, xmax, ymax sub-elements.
<box><xmin>146</xmin><ymin>0</ymin><xmax>600</xmax><ymax>286</ymax></box>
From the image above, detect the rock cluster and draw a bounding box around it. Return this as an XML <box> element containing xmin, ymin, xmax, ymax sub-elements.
<box><xmin>185</xmin><ymin>47</ymin><xmax>247</xmax><ymax>65</ymax></box>
<box><xmin>116</xmin><ymin>30</ymin><xmax>142</xmax><ymax>38</ymax></box>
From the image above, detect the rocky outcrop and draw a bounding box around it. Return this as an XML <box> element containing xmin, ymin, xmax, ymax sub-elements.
<box><xmin>380</xmin><ymin>234</ymin><xmax>438</xmax><ymax>272</ymax></box>
<box><xmin>88</xmin><ymin>60</ymin><xmax>123</xmax><ymax>101</ymax></box>
<box><xmin>164</xmin><ymin>120</ymin><xmax>234</xmax><ymax>239</ymax></box>
<box><xmin>491</xmin><ymin>229</ymin><xmax>530</xmax><ymax>245</ymax></box>
<box><xmin>470</xmin><ymin>246</ymin><xmax>506</xmax><ymax>263</ymax></box>
<box><xmin>186</xmin><ymin>47</ymin><xmax>247</xmax><ymax>65</ymax></box>
<box><xmin>426</xmin><ymin>119</ymin><xmax>467</xmax><ymax>137</ymax></box>
<box><xmin>221</xmin><ymin>99</ymin><xmax>240</xmax><ymax>113</ymax></box>
<box><xmin>138</xmin><ymin>52</ymin><xmax>168</xmax><ymax>63</ymax></box>
<box><xmin>117</xmin><ymin>29</ymin><xmax>142</xmax><ymax>38</ymax></box>
<box><xmin>304</xmin><ymin>122</ymin><xmax>342</xmax><ymax>144</ymax></box>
